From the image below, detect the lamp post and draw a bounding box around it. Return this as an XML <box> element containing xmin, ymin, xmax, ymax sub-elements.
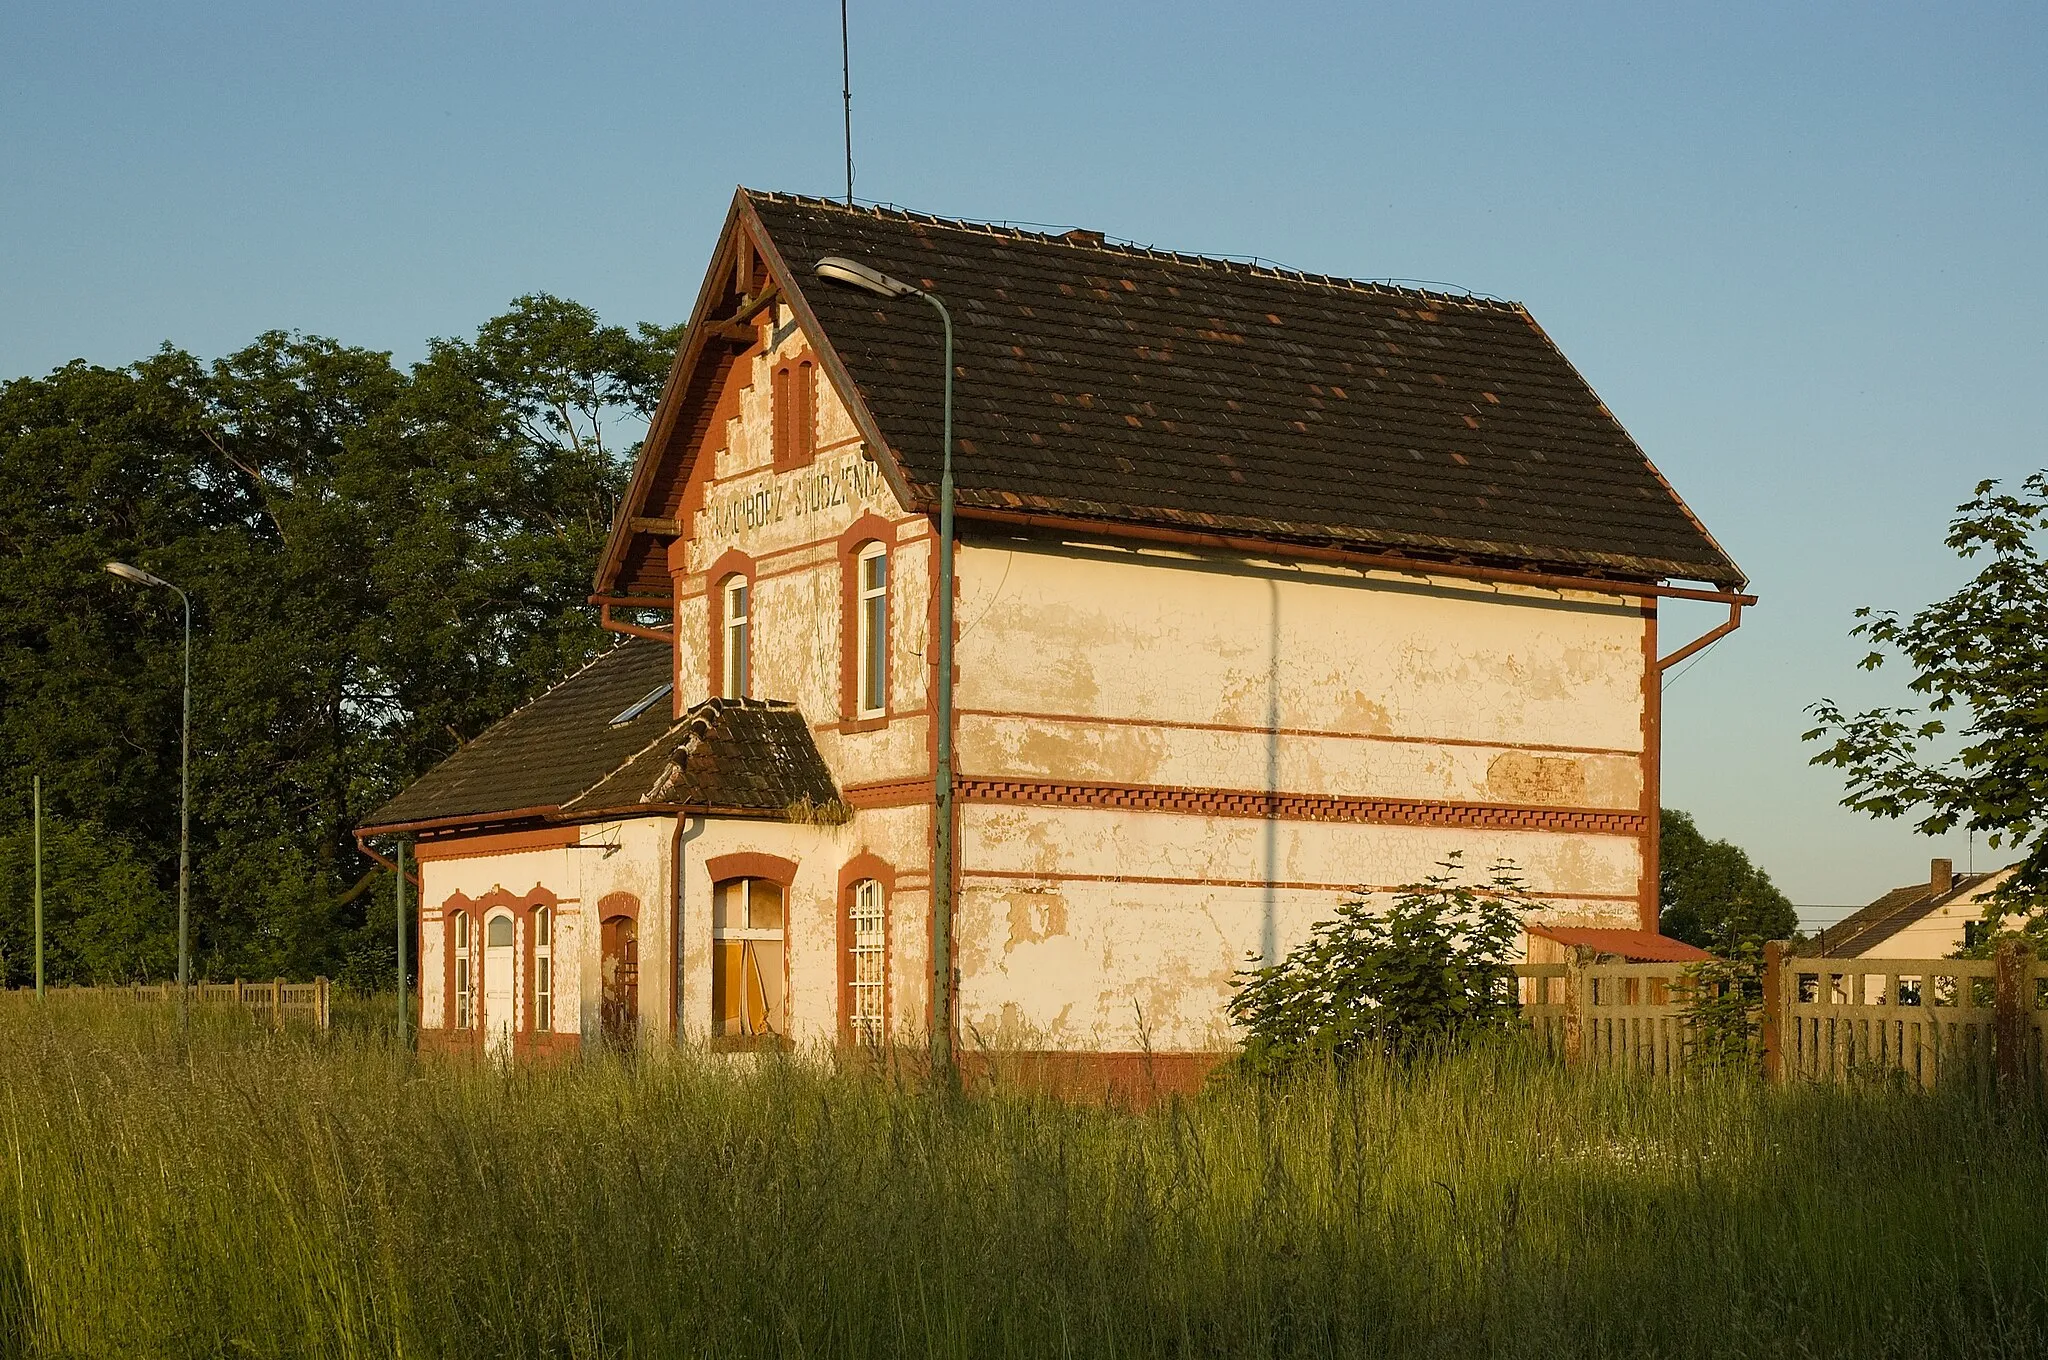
<box><xmin>813</xmin><ymin>255</ymin><xmax>957</xmax><ymax>1081</ymax></box>
<box><xmin>105</xmin><ymin>561</ymin><xmax>192</xmax><ymax>1031</ymax></box>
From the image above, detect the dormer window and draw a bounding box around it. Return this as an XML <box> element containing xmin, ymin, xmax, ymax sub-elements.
<box><xmin>772</xmin><ymin>357</ymin><xmax>817</xmax><ymax>470</ymax></box>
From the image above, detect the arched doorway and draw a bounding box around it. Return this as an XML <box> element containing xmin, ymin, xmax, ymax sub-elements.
<box><xmin>601</xmin><ymin>914</ymin><xmax>638</xmax><ymax>1047</ymax></box>
<box><xmin>483</xmin><ymin>911</ymin><xmax>516</xmax><ymax>1059</ymax></box>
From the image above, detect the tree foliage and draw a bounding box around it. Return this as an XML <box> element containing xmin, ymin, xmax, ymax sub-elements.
<box><xmin>1226</xmin><ymin>855</ymin><xmax>1528</xmax><ymax>1076</ymax></box>
<box><xmin>1658</xmin><ymin>808</ymin><xmax>1796</xmax><ymax>948</ymax></box>
<box><xmin>1805</xmin><ymin>473</ymin><xmax>2048</xmax><ymax>914</ymax></box>
<box><xmin>0</xmin><ymin>297</ymin><xmax>681</xmax><ymax>984</ymax></box>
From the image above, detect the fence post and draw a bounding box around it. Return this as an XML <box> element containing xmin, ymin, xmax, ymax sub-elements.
<box><xmin>1761</xmin><ymin>940</ymin><xmax>1786</xmax><ymax>1084</ymax></box>
<box><xmin>1995</xmin><ymin>938</ymin><xmax>2029</xmax><ymax>1097</ymax></box>
<box><xmin>1562</xmin><ymin>948</ymin><xmax>1589</xmax><ymax>1065</ymax></box>
<box><xmin>273</xmin><ymin>977</ymin><xmax>285</xmax><ymax>1028</ymax></box>
<box><xmin>316</xmin><ymin>977</ymin><xmax>331</xmax><ymax>1031</ymax></box>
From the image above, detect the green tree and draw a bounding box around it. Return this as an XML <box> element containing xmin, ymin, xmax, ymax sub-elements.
<box><xmin>1805</xmin><ymin>473</ymin><xmax>2048</xmax><ymax>922</ymax></box>
<box><xmin>1658</xmin><ymin>808</ymin><xmax>1797</xmax><ymax>948</ymax></box>
<box><xmin>0</xmin><ymin>297</ymin><xmax>680</xmax><ymax>982</ymax></box>
<box><xmin>1227</xmin><ymin>854</ymin><xmax>1528</xmax><ymax>1076</ymax></box>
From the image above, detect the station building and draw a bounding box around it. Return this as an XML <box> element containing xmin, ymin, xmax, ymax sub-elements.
<box><xmin>359</xmin><ymin>188</ymin><xmax>1749</xmax><ymax>1080</ymax></box>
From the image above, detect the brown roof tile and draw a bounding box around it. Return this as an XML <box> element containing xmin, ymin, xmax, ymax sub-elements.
<box><xmin>360</xmin><ymin>640</ymin><xmax>837</xmax><ymax>831</ymax></box>
<box><xmin>748</xmin><ymin>191</ymin><xmax>1744</xmax><ymax>587</ymax></box>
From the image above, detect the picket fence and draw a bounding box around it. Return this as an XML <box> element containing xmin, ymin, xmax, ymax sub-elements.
<box><xmin>1518</xmin><ymin>939</ymin><xmax>2048</xmax><ymax>1091</ymax></box>
<box><xmin>53</xmin><ymin>978</ymin><xmax>332</xmax><ymax>1029</ymax></box>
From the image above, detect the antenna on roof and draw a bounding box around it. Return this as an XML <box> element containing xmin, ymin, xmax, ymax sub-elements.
<box><xmin>840</xmin><ymin>0</ymin><xmax>854</xmax><ymax>205</ymax></box>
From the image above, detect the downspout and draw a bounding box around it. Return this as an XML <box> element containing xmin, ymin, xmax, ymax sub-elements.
<box><xmin>672</xmin><ymin>812</ymin><xmax>707</xmax><ymax>1045</ymax></box>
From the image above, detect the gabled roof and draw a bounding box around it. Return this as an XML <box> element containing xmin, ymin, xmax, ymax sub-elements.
<box><xmin>358</xmin><ymin>639</ymin><xmax>837</xmax><ymax>832</ymax></box>
<box><xmin>600</xmin><ymin>188</ymin><xmax>1744</xmax><ymax>595</ymax></box>
<box><xmin>1800</xmin><ymin>865</ymin><xmax>2017</xmax><ymax>957</ymax></box>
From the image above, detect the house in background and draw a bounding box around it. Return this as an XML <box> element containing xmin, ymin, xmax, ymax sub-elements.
<box><xmin>1804</xmin><ymin>858</ymin><xmax>2019</xmax><ymax>959</ymax></box>
<box><xmin>358</xmin><ymin>188</ymin><xmax>1750</xmax><ymax>1083</ymax></box>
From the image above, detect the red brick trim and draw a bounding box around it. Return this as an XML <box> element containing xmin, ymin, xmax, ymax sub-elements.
<box><xmin>847</xmin><ymin>776</ymin><xmax>1646</xmax><ymax>835</ymax></box>
<box><xmin>703</xmin><ymin>852</ymin><xmax>798</xmax><ymax>888</ymax></box>
<box><xmin>413</xmin><ymin>826</ymin><xmax>579</xmax><ymax>862</ymax></box>
<box><xmin>953</xmin><ymin>707</ymin><xmax>1640</xmax><ymax>758</ymax></box>
<box><xmin>844</xmin><ymin>778</ymin><xmax>932</xmax><ymax>809</ymax></box>
<box><xmin>965</xmin><ymin>868</ymin><xmax>1639</xmax><ymax>900</ymax></box>
<box><xmin>836</xmin><ymin>853</ymin><xmax>897</xmax><ymax>1047</ymax></box>
<box><xmin>705</xmin><ymin>547</ymin><xmax>755</xmax><ymax>699</ymax></box>
<box><xmin>838</xmin><ymin>514</ymin><xmax>899</xmax><ymax>729</ymax></box>
<box><xmin>770</xmin><ymin>351</ymin><xmax>817</xmax><ymax>471</ymax></box>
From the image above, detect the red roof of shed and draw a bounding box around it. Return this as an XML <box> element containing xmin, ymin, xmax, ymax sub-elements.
<box><xmin>1526</xmin><ymin>924</ymin><xmax>1714</xmax><ymax>963</ymax></box>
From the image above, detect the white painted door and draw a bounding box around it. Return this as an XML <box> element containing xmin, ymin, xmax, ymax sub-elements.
<box><xmin>484</xmin><ymin>912</ymin><xmax>516</xmax><ymax>1059</ymax></box>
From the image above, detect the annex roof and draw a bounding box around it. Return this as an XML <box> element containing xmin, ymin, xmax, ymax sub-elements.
<box><xmin>358</xmin><ymin>639</ymin><xmax>838</xmax><ymax>833</ymax></box>
<box><xmin>599</xmin><ymin>188</ymin><xmax>1744</xmax><ymax>596</ymax></box>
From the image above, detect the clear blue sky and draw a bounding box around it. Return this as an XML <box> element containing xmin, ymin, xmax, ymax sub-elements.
<box><xmin>5</xmin><ymin>1</ymin><xmax>2043</xmax><ymax>914</ymax></box>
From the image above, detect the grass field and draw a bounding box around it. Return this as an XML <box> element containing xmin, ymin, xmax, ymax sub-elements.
<box><xmin>2</xmin><ymin>995</ymin><xmax>2044</xmax><ymax>1359</ymax></box>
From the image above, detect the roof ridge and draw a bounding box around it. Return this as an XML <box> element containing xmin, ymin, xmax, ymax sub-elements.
<box><xmin>743</xmin><ymin>187</ymin><xmax>1524</xmax><ymax>313</ymax></box>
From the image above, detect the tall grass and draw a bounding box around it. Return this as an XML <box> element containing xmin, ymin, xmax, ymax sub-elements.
<box><xmin>1</xmin><ymin>994</ymin><xmax>2044</xmax><ymax>1359</ymax></box>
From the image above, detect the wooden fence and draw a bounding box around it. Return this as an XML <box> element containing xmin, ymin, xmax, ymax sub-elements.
<box><xmin>48</xmin><ymin>978</ymin><xmax>332</xmax><ymax>1029</ymax></box>
<box><xmin>1518</xmin><ymin>939</ymin><xmax>2048</xmax><ymax>1092</ymax></box>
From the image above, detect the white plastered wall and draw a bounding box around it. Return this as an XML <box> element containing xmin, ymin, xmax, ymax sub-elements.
<box><xmin>949</xmin><ymin>539</ymin><xmax>1652</xmax><ymax>1051</ymax></box>
<box><xmin>415</xmin><ymin>817</ymin><xmax>673</xmax><ymax>1040</ymax></box>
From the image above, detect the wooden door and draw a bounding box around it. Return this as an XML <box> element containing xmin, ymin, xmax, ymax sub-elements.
<box><xmin>601</xmin><ymin>914</ymin><xmax>639</xmax><ymax>1046</ymax></box>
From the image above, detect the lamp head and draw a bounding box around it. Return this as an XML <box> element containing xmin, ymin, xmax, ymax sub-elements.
<box><xmin>105</xmin><ymin>561</ymin><xmax>170</xmax><ymax>589</ymax></box>
<box><xmin>814</xmin><ymin>256</ymin><xmax>915</xmax><ymax>300</ymax></box>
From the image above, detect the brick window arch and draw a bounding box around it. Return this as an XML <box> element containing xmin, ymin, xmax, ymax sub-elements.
<box><xmin>706</xmin><ymin>853</ymin><xmax>797</xmax><ymax>1046</ymax></box>
<box><xmin>705</xmin><ymin>547</ymin><xmax>755</xmax><ymax>701</ymax></box>
<box><xmin>837</xmin><ymin>854</ymin><xmax>896</xmax><ymax>1047</ymax></box>
<box><xmin>837</xmin><ymin>514</ymin><xmax>899</xmax><ymax>729</ymax></box>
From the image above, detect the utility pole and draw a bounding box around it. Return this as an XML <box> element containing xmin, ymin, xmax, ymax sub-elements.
<box><xmin>32</xmin><ymin>775</ymin><xmax>43</xmax><ymax>1001</ymax></box>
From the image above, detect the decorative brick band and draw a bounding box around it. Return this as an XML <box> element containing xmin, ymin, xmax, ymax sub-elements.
<box><xmin>843</xmin><ymin>778</ymin><xmax>933</xmax><ymax>809</ymax></box>
<box><xmin>843</xmin><ymin>776</ymin><xmax>1646</xmax><ymax>836</ymax></box>
<box><xmin>959</xmin><ymin>779</ymin><xmax>1646</xmax><ymax>834</ymax></box>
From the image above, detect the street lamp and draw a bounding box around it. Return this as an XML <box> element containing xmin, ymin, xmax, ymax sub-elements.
<box><xmin>105</xmin><ymin>561</ymin><xmax>192</xmax><ymax>1031</ymax></box>
<box><xmin>813</xmin><ymin>255</ymin><xmax>958</xmax><ymax>1081</ymax></box>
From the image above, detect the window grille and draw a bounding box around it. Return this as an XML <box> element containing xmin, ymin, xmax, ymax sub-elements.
<box><xmin>534</xmin><ymin>905</ymin><xmax>552</xmax><ymax>1033</ymax></box>
<box><xmin>711</xmin><ymin>878</ymin><xmax>785</xmax><ymax>1038</ymax></box>
<box><xmin>856</xmin><ymin>544</ymin><xmax>887</xmax><ymax>717</ymax></box>
<box><xmin>722</xmin><ymin>577</ymin><xmax>750</xmax><ymax>699</ymax></box>
<box><xmin>453</xmin><ymin>912</ymin><xmax>473</xmax><ymax>1030</ymax></box>
<box><xmin>849</xmin><ymin>878</ymin><xmax>886</xmax><ymax>1046</ymax></box>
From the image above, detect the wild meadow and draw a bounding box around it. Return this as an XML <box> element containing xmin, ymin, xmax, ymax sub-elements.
<box><xmin>1</xmin><ymin>995</ymin><xmax>2044</xmax><ymax>1359</ymax></box>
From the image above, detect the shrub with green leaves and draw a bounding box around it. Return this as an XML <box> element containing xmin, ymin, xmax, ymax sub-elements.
<box><xmin>1227</xmin><ymin>854</ymin><xmax>1529</xmax><ymax>1076</ymax></box>
<box><xmin>1680</xmin><ymin>937</ymin><xmax>1765</xmax><ymax>1072</ymax></box>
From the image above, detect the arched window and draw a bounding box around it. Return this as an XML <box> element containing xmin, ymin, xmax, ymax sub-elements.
<box><xmin>452</xmin><ymin>912</ymin><xmax>474</xmax><ymax>1030</ymax></box>
<box><xmin>712</xmin><ymin>877</ymin><xmax>785</xmax><ymax>1039</ymax></box>
<box><xmin>533</xmin><ymin>905</ymin><xmax>553</xmax><ymax>1033</ymax></box>
<box><xmin>773</xmin><ymin>358</ymin><xmax>816</xmax><ymax>470</ymax></box>
<box><xmin>721</xmin><ymin>575</ymin><xmax>750</xmax><ymax>699</ymax></box>
<box><xmin>847</xmin><ymin>878</ymin><xmax>886</xmax><ymax>1046</ymax></box>
<box><xmin>855</xmin><ymin>542</ymin><xmax>887</xmax><ymax>718</ymax></box>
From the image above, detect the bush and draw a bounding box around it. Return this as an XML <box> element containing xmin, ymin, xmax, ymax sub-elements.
<box><xmin>1227</xmin><ymin>854</ymin><xmax>1529</xmax><ymax>1076</ymax></box>
<box><xmin>1680</xmin><ymin>937</ymin><xmax>1766</xmax><ymax>1072</ymax></box>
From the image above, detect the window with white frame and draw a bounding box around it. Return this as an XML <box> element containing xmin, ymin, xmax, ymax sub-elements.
<box><xmin>722</xmin><ymin>576</ymin><xmax>750</xmax><ymax>699</ymax></box>
<box><xmin>453</xmin><ymin>912</ymin><xmax>473</xmax><ymax>1029</ymax></box>
<box><xmin>855</xmin><ymin>543</ymin><xmax>887</xmax><ymax>717</ymax></box>
<box><xmin>711</xmin><ymin>877</ymin><xmax>785</xmax><ymax>1039</ymax></box>
<box><xmin>848</xmin><ymin>878</ymin><xmax>886</xmax><ymax>1046</ymax></box>
<box><xmin>534</xmin><ymin>905</ymin><xmax>552</xmax><ymax>1033</ymax></box>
